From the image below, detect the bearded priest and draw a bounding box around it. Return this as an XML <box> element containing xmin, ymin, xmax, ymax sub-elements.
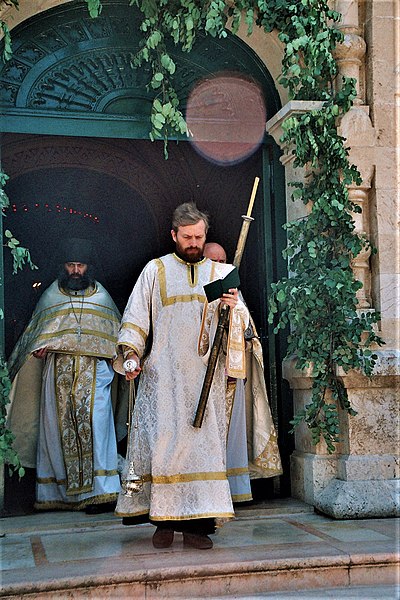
<box><xmin>114</xmin><ymin>203</ymin><xmax>249</xmax><ymax>550</ymax></box>
<box><xmin>7</xmin><ymin>238</ymin><xmax>123</xmax><ymax>514</ymax></box>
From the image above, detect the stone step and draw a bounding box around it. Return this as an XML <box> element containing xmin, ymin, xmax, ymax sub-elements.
<box><xmin>1</xmin><ymin>504</ymin><xmax>398</xmax><ymax>599</ymax></box>
<box><xmin>2</xmin><ymin>544</ymin><xmax>397</xmax><ymax>599</ymax></box>
<box><xmin>195</xmin><ymin>586</ymin><xmax>399</xmax><ymax>599</ymax></box>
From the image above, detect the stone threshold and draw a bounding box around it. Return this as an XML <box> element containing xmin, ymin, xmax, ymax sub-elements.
<box><xmin>1</xmin><ymin>503</ymin><xmax>397</xmax><ymax>599</ymax></box>
<box><xmin>2</xmin><ymin>536</ymin><xmax>397</xmax><ymax>599</ymax></box>
<box><xmin>2</xmin><ymin>550</ymin><xmax>397</xmax><ymax>599</ymax></box>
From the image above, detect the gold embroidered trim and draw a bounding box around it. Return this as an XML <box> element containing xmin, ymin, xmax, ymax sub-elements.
<box><xmin>226</xmin><ymin>379</ymin><xmax>237</xmax><ymax>430</ymax></box>
<box><xmin>115</xmin><ymin>510</ymin><xmax>234</xmax><ymax>520</ymax></box>
<box><xmin>228</xmin><ymin>339</ymin><xmax>244</xmax><ymax>351</ymax></box>
<box><xmin>120</xmin><ymin>322</ymin><xmax>148</xmax><ymax>342</ymax></box>
<box><xmin>227</xmin><ymin>467</ymin><xmax>249</xmax><ymax>477</ymax></box>
<box><xmin>150</xmin><ymin>471</ymin><xmax>228</xmax><ymax>484</ymax></box>
<box><xmin>187</xmin><ymin>263</ymin><xmax>198</xmax><ymax>288</ymax></box>
<box><xmin>210</xmin><ymin>260</ymin><xmax>217</xmax><ymax>281</ymax></box>
<box><xmin>59</xmin><ymin>284</ymin><xmax>98</xmax><ymax>298</ymax></box>
<box><xmin>37</xmin><ymin>476</ymin><xmax>67</xmax><ymax>485</ymax></box>
<box><xmin>253</xmin><ymin>429</ymin><xmax>283</xmax><ymax>476</ymax></box>
<box><xmin>95</xmin><ymin>469</ymin><xmax>119</xmax><ymax>477</ymax></box>
<box><xmin>115</xmin><ymin>509</ymin><xmax>149</xmax><ymax>518</ymax></box>
<box><xmin>172</xmin><ymin>253</ymin><xmax>207</xmax><ymax>266</ymax></box>
<box><xmin>54</xmin><ymin>355</ymin><xmax>96</xmax><ymax>495</ymax></box>
<box><xmin>37</xmin><ymin>468</ymin><xmax>119</xmax><ymax>485</ymax></box>
<box><xmin>156</xmin><ymin>258</ymin><xmax>206</xmax><ymax>306</ymax></box>
<box><xmin>34</xmin><ymin>307</ymin><xmax>119</xmax><ymax>324</ymax></box>
<box><xmin>232</xmin><ymin>493</ymin><xmax>253</xmax><ymax>502</ymax></box>
<box><xmin>118</xmin><ymin>472</ymin><xmax>228</xmax><ymax>485</ymax></box>
<box><xmin>37</xmin><ymin>329</ymin><xmax>117</xmax><ymax>343</ymax></box>
<box><xmin>25</xmin><ymin>307</ymin><xmax>119</xmax><ymax>334</ymax></box>
<box><xmin>34</xmin><ymin>493</ymin><xmax>118</xmax><ymax>511</ymax></box>
<box><xmin>117</xmin><ymin>343</ymin><xmax>140</xmax><ymax>357</ymax></box>
<box><xmin>47</xmin><ymin>349</ymin><xmax>115</xmax><ymax>359</ymax></box>
<box><xmin>150</xmin><ymin>512</ymin><xmax>234</xmax><ymax>521</ymax></box>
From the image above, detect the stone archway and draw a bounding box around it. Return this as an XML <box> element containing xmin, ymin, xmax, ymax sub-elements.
<box><xmin>2</xmin><ymin>133</ymin><xmax>266</xmax><ymax>355</ymax></box>
<box><xmin>0</xmin><ymin>0</ymin><xmax>287</xmax><ymax>359</ymax></box>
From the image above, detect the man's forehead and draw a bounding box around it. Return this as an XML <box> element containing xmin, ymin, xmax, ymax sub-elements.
<box><xmin>178</xmin><ymin>220</ymin><xmax>206</xmax><ymax>233</ymax></box>
<box><xmin>65</xmin><ymin>261</ymin><xmax>87</xmax><ymax>266</ymax></box>
<box><xmin>204</xmin><ymin>243</ymin><xmax>226</xmax><ymax>261</ymax></box>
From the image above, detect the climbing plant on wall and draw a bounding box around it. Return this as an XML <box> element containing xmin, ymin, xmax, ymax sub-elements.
<box><xmin>0</xmin><ymin>4</ymin><xmax>38</xmax><ymax>477</ymax></box>
<box><xmin>83</xmin><ymin>0</ymin><xmax>384</xmax><ymax>452</ymax></box>
<box><xmin>0</xmin><ymin>171</ymin><xmax>37</xmax><ymax>477</ymax></box>
<box><xmin>0</xmin><ymin>0</ymin><xmax>383</xmax><ymax>462</ymax></box>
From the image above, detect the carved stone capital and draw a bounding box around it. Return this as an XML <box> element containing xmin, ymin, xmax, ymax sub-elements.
<box><xmin>334</xmin><ymin>29</ymin><xmax>366</xmax><ymax>102</ymax></box>
<box><xmin>266</xmin><ymin>101</ymin><xmax>324</xmax><ymax>164</ymax></box>
<box><xmin>334</xmin><ymin>32</ymin><xmax>366</xmax><ymax>64</ymax></box>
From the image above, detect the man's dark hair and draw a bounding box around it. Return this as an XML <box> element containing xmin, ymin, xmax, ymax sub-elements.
<box><xmin>172</xmin><ymin>202</ymin><xmax>210</xmax><ymax>233</ymax></box>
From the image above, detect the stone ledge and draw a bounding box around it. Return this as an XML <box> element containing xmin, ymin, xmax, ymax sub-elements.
<box><xmin>283</xmin><ymin>349</ymin><xmax>400</xmax><ymax>390</ymax></box>
<box><xmin>2</xmin><ymin>549</ymin><xmax>398</xmax><ymax>599</ymax></box>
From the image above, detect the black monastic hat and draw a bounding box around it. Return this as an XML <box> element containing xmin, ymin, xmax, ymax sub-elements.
<box><xmin>58</xmin><ymin>238</ymin><xmax>95</xmax><ymax>264</ymax></box>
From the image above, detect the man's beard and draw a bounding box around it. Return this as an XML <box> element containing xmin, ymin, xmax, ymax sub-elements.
<box><xmin>58</xmin><ymin>267</ymin><xmax>95</xmax><ymax>291</ymax></box>
<box><xmin>175</xmin><ymin>240</ymin><xmax>205</xmax><ymax>263</ymax></box>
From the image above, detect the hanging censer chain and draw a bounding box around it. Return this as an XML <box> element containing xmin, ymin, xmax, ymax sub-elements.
<box><xmin>69</xmin><ymin>293</ymin><xmax>85</xmax><ymax>341</ymax></box>
<box><xmin>121</xmin><ymin>379</ymin><xmax>144</xmax><ymax>496</ymax></box>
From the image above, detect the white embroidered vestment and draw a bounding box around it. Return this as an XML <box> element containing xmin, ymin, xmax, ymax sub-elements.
<box><xmin>115</xmin><ymin>253</ymin><xmax>249</xmax><ymax>522</ymax></box>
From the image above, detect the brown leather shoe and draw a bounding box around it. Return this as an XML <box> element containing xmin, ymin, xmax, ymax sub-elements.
<box><xmin>183</xmin><ymin>532</ymin><xmax>213</xmax><ymax>549</ymax></box>
<box><xmin>152</xmin><ymin>527</ymin><xmax>174</xmax><ymax>548</ymax></box>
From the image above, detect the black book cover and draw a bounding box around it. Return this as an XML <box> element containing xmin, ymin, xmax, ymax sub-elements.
<box><xmin>203</xmin><ymin>267</ymin><xmax>240</xmax><ymax>303</ymax></box>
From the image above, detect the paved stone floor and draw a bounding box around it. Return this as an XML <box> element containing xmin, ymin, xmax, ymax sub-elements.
<box><xmin>1</xmin><ymin>500</ymin><xmax>399</xmax><ymax>598</ymax></box>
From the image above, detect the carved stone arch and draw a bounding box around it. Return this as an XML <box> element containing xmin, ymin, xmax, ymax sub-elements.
<box><xmin>0</xmin><ymin>0</ymin><xmax>281</xmax><ymax>136</ymax></box>
<box><xmin>2</xmin><ymin>135</ymin><xmax>164</xmax><ymax>228</ymax></box>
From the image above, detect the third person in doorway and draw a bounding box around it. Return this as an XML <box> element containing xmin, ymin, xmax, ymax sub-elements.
<box><xmin>204</xmin><ymin>242</ymin><xmax>282</xmax><ymax>503</ymax></box>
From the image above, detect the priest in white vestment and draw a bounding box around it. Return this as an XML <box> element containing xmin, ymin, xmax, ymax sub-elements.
<box><xmin>7</xmin><ymin>238</ymin><xmax>123</xmax><ymax>513</ymax></box>
<box><xmin>114</xmin><ymin>203</ymin><xmax>249</xmax><ymax>550</ymax></box>
<box><xmin>204</xmin><ymin>242</ymin><xmax>283</xmax><ymax>503</ymax></box>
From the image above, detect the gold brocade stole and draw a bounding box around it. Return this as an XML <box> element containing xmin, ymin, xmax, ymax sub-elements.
<box><xmin>226</xmin><ymin>378</ymin><xmax>237</xmax><ymax>435</ymax></box>
<box><xmin>54</xmin><ymin>354</ymin><xmax>96</xmax><ymax>495</ymax></box>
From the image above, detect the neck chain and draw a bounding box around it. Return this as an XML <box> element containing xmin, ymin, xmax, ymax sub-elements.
<box><xmin>69</xmin><ymin>292</ymin><xmax>85</xmax><ymax>342</ymax></box>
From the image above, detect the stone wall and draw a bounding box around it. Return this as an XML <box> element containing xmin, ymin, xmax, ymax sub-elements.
<box><xmin>266</xmin><ymin>0</ymin><xmax>399</xmax><ymax>518</ymax></box>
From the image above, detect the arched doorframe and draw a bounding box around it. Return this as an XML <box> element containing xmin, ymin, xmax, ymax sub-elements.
<box><xmin>0</xmin><ymin>0</ymin><xmax>293</xmax><ymax>497</ymax></box>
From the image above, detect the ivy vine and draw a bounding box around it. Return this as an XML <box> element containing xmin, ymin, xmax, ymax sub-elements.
<box><xmin>0</xmin><ymin>169</ymin><xmax>37</xmax><ymax>478</ymax></box>
<box><xmin>0</xmin><ymin>0</ymin><xmax>383</xmax><ymax>459</ymax></box>
<box><xmin>268</xmin><ymin>83</ymin><xmax>383</xmax><ymax>451</ymax></box>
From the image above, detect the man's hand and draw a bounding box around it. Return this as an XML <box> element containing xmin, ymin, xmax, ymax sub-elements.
<box><xmin>220</xmin><ymin>288</ymin><xmax>239</xmax><ymax>309</ymax></box>
<box><xmin>32</xmin><ymin>347</ymin><xmax>48</xmax><ymax>359</ymax></box>
<box><xmin>124</xmin><ymin>352</ymin><xmax>141</xmax><ymax>381</ymax></box>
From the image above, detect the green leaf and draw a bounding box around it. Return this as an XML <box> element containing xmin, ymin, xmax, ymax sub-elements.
<box><xmin>277</xmin><ymin>289</ymin><xmax>286</xmax><ymax>303</ymax></box>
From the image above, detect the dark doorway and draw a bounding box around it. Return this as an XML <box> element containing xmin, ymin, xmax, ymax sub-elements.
<box><xmin>1</xmin><ymin>0</ymin><xmax>293</xmax><ymax>514</ymax></box>
<box><xmin>2</xmin><ymin>132</ymin><xmax>292</xmax><ymax>512</ymax></box>
<box><xmin>3</xmin><ymin>133</ymin><xmax>266</xmax><ymax>351</ymax></box>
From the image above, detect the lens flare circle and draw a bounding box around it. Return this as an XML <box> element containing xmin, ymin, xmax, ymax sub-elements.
<box><xmin>186</xmin><ymin>73</ymin><xmax>266</xmax><ymax>165</ymax></box>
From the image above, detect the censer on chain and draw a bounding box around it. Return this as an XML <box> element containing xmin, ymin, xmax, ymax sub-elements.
<box><xmin>121</xmin><ymin>359</ymin><xmax>144</xmax><ymax>497</ymax></box>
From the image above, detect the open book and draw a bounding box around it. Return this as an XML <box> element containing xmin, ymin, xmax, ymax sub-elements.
<box><xmin>203</xmin><ymin>267</ymin><xmax>240</xmax><ymax>303</ymax></box>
